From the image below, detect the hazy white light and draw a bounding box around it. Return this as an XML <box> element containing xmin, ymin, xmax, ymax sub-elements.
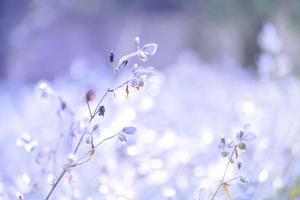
<box><xmin>258</xmin><ymin>138</ymin><xmax>270</xmax><ymax>150</ymax></box>
<box><xmin>127</xmin><ymin>145</ymin><xmax>139</xmax><ymax>156</ymax></box>
<box><xmin>159</xmin><ymin>129</ymin><xmax>176</xmax><ymax>149</ymax></box>
<box><xmin>147</xmin><ymin>170</ymin><xmax>168</xmax><ymax>184</ymax></box>
<box><xmin>139</xmin><ymin>96</ymin><xmax>154</xmax><ymax>111</ymax></box>
<box><xmin>73</xmin><ymin>189</ymin><xmax>81</xmax><ymax>198</ymax></box>
<box><xmin>22</xmin><ymin>174</ymin><xmax>31</xmax><ymax>185</ymax></box>
<box><xmin>258</xmin><ymin>170</ymin><xmax>269</xmax><ymax>182</ymax></box>
<box><xmin>273</xmin><ymin>177</ymin><xmax>283</xmax><ymax>189</ymax></box>
<box><xmin>193</xmin><ymin>166</ymin><xmax>205</xmax><ymax>177</ymax></box>
<box><xmin>201</xmin><ymin>128</ymin><xmax>214</xmax><ymax>144</ymax></box>
<box><xmin>115</xmin><ymin>107</ymin><xmax>136</xmax><ymax>125</ymax></box>
<box><xmin>150</xmin><ymin>159</ymin><xmax>164</xmax><ymax>169</ymax></box>
<box><xmin>47</xmin><ymin>174</ymin><xmax>55</xmax><ymax>185</ymax></box>
<box><xmin>141</xmin><ymin>129</ymin><xmax>157</xmax><ymax>143</ymax></box>
<box><xmin>241</xmin><ymin>100</ymin><xmax>256</xmax><ymax>115</ymax></box>
<box><xmin>171</xmin><ymin>150</ymin><xmax>190</xmax><ymax>164</ymax></box>
<box><xmin>162</xmin><ymin>187</ymin><xmax>176</xmax><ymax>198</ymax></box>
<box><xmin>98</xmin><ymin>184</ymin><xmax>109</xmax><ymax>194</ymax></box>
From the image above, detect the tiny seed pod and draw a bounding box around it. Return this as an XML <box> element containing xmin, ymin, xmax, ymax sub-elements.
<box><xmin>238</xmin><ymin>142</ymin><xmax>246</xmax><ymax>150</ymax></box>
<box><xmin>86</xmin><ymin>90</ymin><xmax>96</xmax><ymax>102</ymax></box>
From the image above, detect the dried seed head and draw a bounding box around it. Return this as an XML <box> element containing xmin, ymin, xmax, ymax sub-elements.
<box><xmin>86</xmin><ymin>90</ymin><xmax>96</xmax><ymax>102</ymax></box>
<box><xmin>109</xmin><ymin>50</ymin><xmax>114</xmax><ymax>63</ymax></box>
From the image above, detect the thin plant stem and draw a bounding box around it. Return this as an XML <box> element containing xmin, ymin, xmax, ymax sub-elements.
<box><xmin>211</xmin><ymin>145</ymin><xmax>237</xmax><ymax>200</ymax></box>
<box><xmin>45</xmin><ymin>170</ymin><xmax>66</xmax><ymax>200</ymax></box>
<box><xmin>87</xmin><ymin>101</ymin><xmax>93</xmax><ymax>119</ymax></box>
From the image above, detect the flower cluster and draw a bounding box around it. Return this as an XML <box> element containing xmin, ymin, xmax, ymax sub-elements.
<box><xmin>196</xmin><ymin>125</ymin><xmax>255</xmax><ymax>200</ymax></box>
<box><xmin>35</xmin><ymin>37</ymin><xmax>158</xmax><ymax>200</ymax></box>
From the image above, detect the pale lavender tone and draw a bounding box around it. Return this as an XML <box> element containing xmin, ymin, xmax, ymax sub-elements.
<box><xmin>0</xmin><ymin>24</ymin><xmax>300</xmax><ymax>200</ymax></box>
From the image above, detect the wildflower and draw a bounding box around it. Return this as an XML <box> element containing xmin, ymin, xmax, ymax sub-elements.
<box><xmin>122</xmin><ymin>126</ymin><xmax>137</xmax><ymax>135</ymax></box>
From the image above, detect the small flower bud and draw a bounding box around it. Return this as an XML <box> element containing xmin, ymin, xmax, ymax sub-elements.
<box><xmin>60</xmin><ymin>100</ymin><xmax>67</xmax><ymax>110</ymax></box>
<box><xmin>86</xmin><ymin>90</ymin><xmax>96</xmax><ymax>102</ymax></box>
<box><xmin>109</xmin><ymin>50</ymin><xmax>114</xmax><ymax>63</ymax></box>
<box><xmin>122</xmin><ymin>60</ymin><xmax>128</xmax><ymax>67</ymax></box>
<box><xmin>99</xmin><ymin>105</ymin><xmax>105</xmax><ymax>116</ymax></box>
<box><xmin>237</xmin><ymin>162</ymin><xmax>242</xmax><ymax>170</ymax></box>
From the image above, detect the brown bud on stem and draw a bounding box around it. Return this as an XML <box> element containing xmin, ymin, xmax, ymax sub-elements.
<box><xmin>86</xmin><ymin>90</ymin><xmax>96</xmax><ymax>102</ymax></box>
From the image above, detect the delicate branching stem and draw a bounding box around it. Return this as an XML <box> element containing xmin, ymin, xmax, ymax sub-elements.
<box><xmin>44</xmin><ymin>80</ymin><xmax>131</xmax><ymax>200</ymax></box>
<box><xmin>211</xmin><ymin>145</ymin><xmax>237</xmax><ymax>200</ymax></box>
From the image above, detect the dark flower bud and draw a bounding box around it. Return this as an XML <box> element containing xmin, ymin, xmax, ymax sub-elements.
<box><xmin>99</xmin><ymin>105</ymin><xmax>105</xmax><ymax>116</ymax></box>
<box><xmin>221</xmin><ymin>137</ymin><xmax>226</xmax><ymax>144</ymax></box>
<box><xmin>122</xmin><ymin>60</ymin><xmax>128</xmax><ymax>67</ymax></box>
<box><xmin>60</xmin><ymin>101</ymin><xmax>67</xmax><ymax>110</ymax></box>
<box><xmin>109</xmin><ymin>51</ymin><xmax>114</xmax><ymax>63</ymax></box>
<box><xmin>86</xmin><ymin>90</ymin><xmax>96</xmax><ymax>102</ymax></box>
<box><xmin>237</xmin><ymin>162</ymin><xmax>242</xmax><ymax>170</ymax></box>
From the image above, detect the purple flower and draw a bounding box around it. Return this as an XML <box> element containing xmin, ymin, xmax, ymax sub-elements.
<box><xmin>236</xmin><ymin>125</ymin><xmax>256</xmax><ymax>142</ymax></box>
<box><xmin>122</xmin><ymin>126</ymin><xmax>137</xmax><ymax>135</ymax></box>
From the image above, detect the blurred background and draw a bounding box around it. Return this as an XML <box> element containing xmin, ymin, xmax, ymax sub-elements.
<box><xmin>1</xmin><ymin>0</ymin><xmax>300</xmax><ymax>81</ymax></box>
<box><xmin>1</xmin><ymin>1</ymin><xmax>300</xmax><ymax>200</ymax></box>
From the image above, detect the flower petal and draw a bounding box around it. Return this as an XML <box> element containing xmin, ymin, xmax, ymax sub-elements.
<box><xmin>141</xmin><ymin>43</ymin><xmax>158</xmax><ymax>55</ymax></box>
<box><xmin>122</xmin><ymin>126</ymin><xmax>137</xmax><ymax>135</ymax></box>
<box><xmin>138</xmin><ymin>51</ymin><xmax>148</xmax><ymax>62</ymax></box>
